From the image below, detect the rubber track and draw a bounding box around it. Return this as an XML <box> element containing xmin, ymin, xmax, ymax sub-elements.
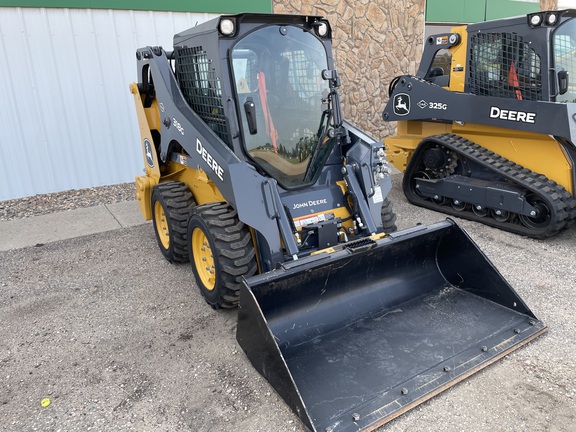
<box><xmin>404</xmin><ymin>133</ymin><xmax>576</xmax><ymax>239</ymax></box>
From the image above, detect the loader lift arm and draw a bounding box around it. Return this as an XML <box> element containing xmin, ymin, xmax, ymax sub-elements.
<box><xmin>135</xmin><ymin>46</ymin><xmax>299</xmax><ymax>268</ymax></box>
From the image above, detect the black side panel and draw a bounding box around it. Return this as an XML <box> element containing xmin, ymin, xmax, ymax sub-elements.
<box><xmin>383</xmin><ymin>76</ymin><xmax>576</xmax><ymax>143</ymax></box>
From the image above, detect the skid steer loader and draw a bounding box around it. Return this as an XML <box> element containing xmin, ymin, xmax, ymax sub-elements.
<box><xmin>383</xmin><ymin>9</ymin><xmax>576</xmax><ymax>239</ymax></box>
<box><xmin>130</xmin><ymin>13</ymin><xmax>546</xmax><ymax>431</ymax></box>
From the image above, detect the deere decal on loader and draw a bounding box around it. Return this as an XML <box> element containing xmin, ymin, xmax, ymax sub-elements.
<box><xmin>131</xmin><ymin>14</ymin><xmax>546</xmax><ymax>431</ymax></box>
<box><xmin>384</xmin><ymin>9</ymin><xmax>576</xmax><ymax>239</ymax></box>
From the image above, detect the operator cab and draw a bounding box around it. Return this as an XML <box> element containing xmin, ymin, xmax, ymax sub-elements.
<box><xmin>231</xmin><ymin>24</ymin><xmax>332</xmax><ymax>189</ymax></box>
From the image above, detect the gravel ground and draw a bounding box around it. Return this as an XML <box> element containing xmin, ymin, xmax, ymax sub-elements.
<box><xmin>1</xmin><ymin>177</ymin><xmax>575</xmax><ymax>431</ymax></box>
<box><xmin>0</xmin><ymin>183</ymin><xmax>136</xmax><ymax>221</ymax></box>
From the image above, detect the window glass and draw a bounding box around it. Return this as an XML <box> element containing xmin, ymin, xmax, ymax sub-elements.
<box><xmin>554</xmin><ymin>19</ymin><xmax>576</xmax><ymax>103</ymax></box>
<box><xmin>232</xmin><ymin>25</ymin><xmax>330</xmax><ymax>188</ymax></box>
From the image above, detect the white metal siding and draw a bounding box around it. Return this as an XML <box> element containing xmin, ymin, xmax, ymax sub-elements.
<box><xmin>0</xmin><ymin>8</ymin><xmax>218</xmax><ymax>200</ymax></box>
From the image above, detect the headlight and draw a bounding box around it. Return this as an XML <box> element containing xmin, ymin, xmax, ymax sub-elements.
<box><xmin>219</xmin><ymin>18</ymin><xmax>235</xmax><ymax>36</ymax></box>
<box><xmin>313</xmin><ymin>20</ymin><xmax>329</xmax><ymax>38</ymax></box>
<box><xmin>529</xmin><ymin>13</ymin><xmax>542</xmax><ymax>27</ymax></box>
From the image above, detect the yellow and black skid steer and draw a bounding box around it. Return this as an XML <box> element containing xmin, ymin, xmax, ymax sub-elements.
<box><xmin>131</xmin><ymin>13</ymin><xmax>546</xmax><ymax>431</ymax></box>
<box><xmin>384</xmin><ymin>9</ymin><xmax>576</xmax><ymax>239</ymax></box>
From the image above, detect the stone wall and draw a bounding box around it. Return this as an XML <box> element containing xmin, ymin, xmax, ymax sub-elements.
<box><xmin>540</xmin><ymin>0</ymin><xmax>558</xmax><ymax>11</ymax></box>
<box><xmin>272</xmin><ymin>1</ymin><xmax>556</xmax><ymax>138</ymax></box>
<box><xmin>273</xmin><ymin>0</ymin><xmax>425</xmax><ymax>139</ymax></box>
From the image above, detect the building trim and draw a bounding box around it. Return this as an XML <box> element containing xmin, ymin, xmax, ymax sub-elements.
<box><xmin>0</xmin><ymin>1</ymin><xmax>272</xmax><ymax>13</ymax></box>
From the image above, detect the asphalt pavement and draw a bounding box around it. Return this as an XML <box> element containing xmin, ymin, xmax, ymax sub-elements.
<box><xmin>1</xmin><ymin>176</ymin><xmax>575</xmax><ymax>431</ymax></box>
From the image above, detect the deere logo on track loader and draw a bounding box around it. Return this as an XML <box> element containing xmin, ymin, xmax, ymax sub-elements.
<box><xmin>393</xmin><ymin>94</ymin><xmax>410</xmax><ymax>116</ymax></box>
<box><xmin>292</xmin><ymin>199</ymin><xmax>328</xmax><ymax>210</ymax></box>
<box><xmin>489</xmin><ymin>106</ymin><xmax>536</xmax><ymax>124</ymax></box>
<box><xmin>196</xmin><ymin>138</ymin><xmax>224</xmax><ymax>181</ymax></box>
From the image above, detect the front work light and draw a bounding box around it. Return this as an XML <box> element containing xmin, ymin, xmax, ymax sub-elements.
<box><xmin>529</xmin><ymin>14</ymin><xmax>542</xmax><ymax>26</ymax></box>
<box><xmin>219</xmin><ymin>18</ymin><xmax>235</xmax><ymax>36</ymax></box>
<box><xmin>316</xmin><ymin>21</ymin><xmax>328</xmax><ymax>37</ymax></box>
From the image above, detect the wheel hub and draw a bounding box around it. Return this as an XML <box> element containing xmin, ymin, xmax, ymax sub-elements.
<box><xmin>154</xmin><ymin>201</ymin><xmax>170</xmax><ymax>249</ymax></box>
<box><xmin>192</xmin><ymin>228</ymin><xmax>216</xmax><ymax>290</ymax></box>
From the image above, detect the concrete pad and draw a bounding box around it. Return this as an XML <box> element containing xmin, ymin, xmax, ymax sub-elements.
<box><xmin>0</xmin><ymin>202</ymin><xmax>148</xmax><ymax>251</ymax></box>
<box><xmin>105</xmin><ymin>200</ymin><xmax>150</xmax><ymax>228</ymax></box>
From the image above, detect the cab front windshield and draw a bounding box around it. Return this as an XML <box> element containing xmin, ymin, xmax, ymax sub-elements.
<box><xmin>554</xmin><ymin>18</ymin><xmax>576</xmax><ymax>103</ymax></box>
<box><xmin>232</xmin><ymin>25</ymin><xmax>330</xmax><ymax>188</ymax></box>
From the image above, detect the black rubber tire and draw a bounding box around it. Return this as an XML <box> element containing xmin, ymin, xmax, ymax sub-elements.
<box><xmin>151</xmin><ymin>182</ymin><xmax>196</xmax><ymax>263</ymax></box>
<box><xmin>380</xmin><ymin>198</ymin><xmax>398</xmax><ymax>233</ymax></box>
<box><xmin>187</xmin><ymin>202</ymin><xmax>257</xmax><ymax>309</ymax></box>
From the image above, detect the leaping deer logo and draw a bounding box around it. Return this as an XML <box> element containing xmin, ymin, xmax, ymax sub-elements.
<box><xmin>144</xmin><ymin>139</ymin><xmax>154</xmax><ymax>167</ymax></box>
<box><xmin>393</xmin><ymin>93</ymin><xmax>410</xmax><ymax>116</ymax></box>
<box><xmin>396</xmin><ymin>96</ymin><xmax>407</xmax><ymax>112</ymax></box>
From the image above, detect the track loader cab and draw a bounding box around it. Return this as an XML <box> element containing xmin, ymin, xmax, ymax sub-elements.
<box><xmin>384</xmin><ymin>9</ymin><xmax>576</xmax><ymax>238</ymax></box>
<box><xmin>131</xmin><ymin>13</ymin><xmax>546</xmax><ymax>432</ymax></box>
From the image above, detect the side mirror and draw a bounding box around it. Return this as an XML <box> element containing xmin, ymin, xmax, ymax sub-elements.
<box><xmin>244</xmin><ymin>97</ymin><xmax>257</xmax><ymax>134</ymax></box>
<box><xmin>558</xmin><ymin>70</ymin><xmax>569</xmax><ymax>95</ymax></box>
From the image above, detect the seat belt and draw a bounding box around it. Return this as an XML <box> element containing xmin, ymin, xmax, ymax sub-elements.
<box><xmin>257</xmin><ymin>71</ymin><xmax>279</xmax><ymax>153</ymax></box>
<box><xmin>508</xmin><ymin>61</ymin><xmax>523</xmax><ymax>100</ymax></box>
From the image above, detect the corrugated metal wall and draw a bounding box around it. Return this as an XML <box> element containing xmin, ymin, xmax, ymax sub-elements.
<box><xmin>0</xmin><ymin>8</ymin><xmax>217</xmax><ymax>200</ymax></box>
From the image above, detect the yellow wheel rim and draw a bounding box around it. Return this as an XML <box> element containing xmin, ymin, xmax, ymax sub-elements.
<box><xmin>154</xmin><ymin>201</ymin><xmax>170</xmax><ymax>249</ymax></box>
<box><xmin>192</xmin><ymin>227</ymin><xmax>215</xmax><ymax>290</ymax></box>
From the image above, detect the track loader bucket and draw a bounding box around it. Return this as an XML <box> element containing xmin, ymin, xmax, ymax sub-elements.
<box><xmin>237</xmin><ymin>220</ymin><xmax>546</xmax><ymax>432</ymax></box>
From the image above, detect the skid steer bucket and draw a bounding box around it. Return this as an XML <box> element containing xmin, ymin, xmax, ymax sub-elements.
<box><xmin>237</xmin><ymin>220</ymin><xmax>546</xmax><ymax>432</ymax></box>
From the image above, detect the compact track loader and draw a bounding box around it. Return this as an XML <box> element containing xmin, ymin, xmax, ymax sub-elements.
<box><xmin>384</xmin><ymin>9</ymin><xmax>576</xmax><ymax>239</ymax></box>
<box><xmin>131</xmin><ymin>13</ymin><xmax>546</xmax><ymax>431</ymax></box>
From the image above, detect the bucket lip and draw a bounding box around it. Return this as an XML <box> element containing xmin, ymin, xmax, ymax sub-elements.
<box><xmin>301</xmin><ymin>319</ymin><xmax>547</xmax><ymax>432</ymax></box>
<box><xmin>243</xmin><ymin>219</ymin><xmax>458</xmax><ymax>288</ymax></box>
